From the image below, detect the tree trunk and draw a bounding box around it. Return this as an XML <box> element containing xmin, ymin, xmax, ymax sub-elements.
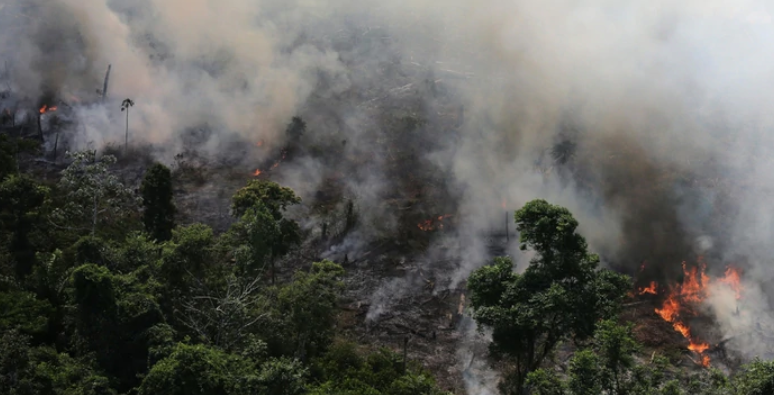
<box><xmin>124</xmin><ymin>108</ymin><xmax>129</xmax><ymax>154</ymax></box>
<box><xmin>92</xmin><ymin>194</ymin><xmax>98</xmax><ymax>236</ymax></box>
<box><xmin>270</xmin><ymin>255</ymin><xmax>275</xmax><ymax>285</ymax></box>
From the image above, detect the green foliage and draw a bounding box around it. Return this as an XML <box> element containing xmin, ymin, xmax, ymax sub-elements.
<box><xmin>468</xmin><ymin>199</ymin><xmax>630</xmax><ymax>393</ymax></box>
<box><xmin>67</xmin><ymin>263</ymin><xmax>164</xmax><ymax>392</ymax></box>
<box><xmin>594</xmin><ymin>320</ymin><xmax>639</xmax><ymax>394</ymax></box>
<box><xmin>228</xmin><ymin>205</ymin><xmax>282</xmax><ymax>274</ymax></box>
<box><xmin>231</xmin><ymin>179</ymin><xmax>301</xmax><ymax>219</ymax></box>
<box><xmin>264</xmin><ymin>260</ymin><xmax>345</xmax><ymax>359</ymax></box>
<box><xmin>255</xmin><ymin>357</ymin><xmax>308</xmax><ymax>395</ymax></box>
<box><xmin>731</xmin><ymin>359</ymin><xmax>774</xmax><ymax>395</ymax></box>
<box><xmin>568</xmin><ymin>350</ymin><xmax>602</xmax><ymax>395</ymax></box>
<box><xmin>526</xmin><ymin>369</ymin><xmax>567</xmax><ymax>395</ymax></box>
<box><xmin>229</xmin><ymin>180</ymin><xmax>302</xmax><ymax>282</ymax></box>
<box><xmin>309</xmin><ymin>342</ymin><xmax>451</xmax><ymax>395</ymax></box>
<box><xmin>140</xmin><ymin>163</ymin><xmax>176</xmax><ymax>242</ymax></box>
<box><xmin>0</xmin><ymin>330</ymin><xmax>114</xmax><ymax>395</ymax></box>
<box><xmin>0</xmin><ymin>291</ymin><xmax>52</xmax><ymax>335</ymax></box>
<box><xmin>0</xmin><ymin>175</ymin><xmax>50</xmax><ymax>277</ymax></box>
<box><xmin>52</xmin><ymin>151</ymin><xmax>139</xmax><ymax>237</ymax></box>
<box><xmin>138</xmin><ymin>343</ymin><xmax>255</xmax><ymax>395</ymax></box>
<box><xmin>0</xmin><ymin>135</ymin><xmax>39</xmax><ymax>180</ymax></box>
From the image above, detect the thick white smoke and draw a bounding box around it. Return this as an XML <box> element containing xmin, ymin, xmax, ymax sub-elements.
<box><xmin>4</xmin><ymin>0</ymin><xmax>774</xmax><ymax>388</ymax></box>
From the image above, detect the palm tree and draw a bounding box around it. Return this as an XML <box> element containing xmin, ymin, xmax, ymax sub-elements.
<box><xmin>121</xmin><ymin>98</ymin><xmax>134</xmax><ymax>153</ymax></box>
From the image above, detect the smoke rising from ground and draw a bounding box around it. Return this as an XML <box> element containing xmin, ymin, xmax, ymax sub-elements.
<box><xmin>3</xmin><ymin>0</ymin><xmax>774</xmax><ymax>377</ymax></box>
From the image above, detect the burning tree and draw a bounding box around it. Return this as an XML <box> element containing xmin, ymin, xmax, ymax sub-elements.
<box><xmin>467</xmin><ymin>199</ymin><xmax>630</xmax><ymax>394</ymax></box>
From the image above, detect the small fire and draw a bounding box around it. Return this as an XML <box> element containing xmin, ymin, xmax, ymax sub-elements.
<box><xmin>646</xmin><ymin>260</ymin><xmax>744</xmax><ymax>368</ymax></box>
<box><xmin>501</xmin><ymin>198</ymin><xmax>507</xmax><ymax>210</ymax></box>
<box><xmin>256</xmin><ymin>140</ymin><xmax>264</xmax><ymax>147</ymax></box>
<box><xmin>638</xmin><ymin>281</ymin><xmax>657</xmax><ymax>295</ymax></box>
<box><xmin>251</xmin><ymin>150</ymin><xmax>287</xmax><ymax>176</ymax></box>
<box><xmin>417</xmin><ymin>214</ymin><xmax>453</xmax><ymax>231</ymax></box>
<box><xmin>39</xmin><ymin>105</ymin><xmax>57</xmax><ymax>114</ymax></box>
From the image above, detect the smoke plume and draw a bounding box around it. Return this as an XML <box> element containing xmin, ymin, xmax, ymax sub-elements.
<box><xmin>3</xmin><ymin>0</ymin><xmax>774</xmax><ymax>379</ymax></box>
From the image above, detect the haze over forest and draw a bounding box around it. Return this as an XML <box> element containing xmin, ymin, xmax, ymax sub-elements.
<box><xmin>3</xmin><ymin>1</ymin><xmax>774</xmax><ymax>394</ymax></box>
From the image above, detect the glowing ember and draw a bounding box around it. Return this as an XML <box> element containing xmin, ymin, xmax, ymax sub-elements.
<box><xmin>638</xmin><ymin>281</ymin><xmax>657</xmax><ymax>295</ymax></box>
<box><xmin>417</xmin><ymin>214</ymin><xmax>453</xmax><ymax>231</ymax></box>
<box><xmin>256</xmin><ymin>140</ymin><xmax>264</xmax><ymax>147</ymax></box>
<box><xmin>39</xmin><ymin>105</ymin><xmax>57</xmax><ymax>114</ymax></box>
<box><xmin>253</xmin><ymin>169</ymin><xmax>262</xmax><ymax>176</ymax></box>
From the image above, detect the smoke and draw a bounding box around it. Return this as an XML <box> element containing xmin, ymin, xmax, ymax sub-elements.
<box><xmin>4</xmin><ymin>0</ymin><xmax>774</xmax><ymax>381</ymax></box>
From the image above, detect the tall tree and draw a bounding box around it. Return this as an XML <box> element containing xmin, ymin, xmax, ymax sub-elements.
<box><xmin>52</xmin><ymin>151</ymin><xmax>138</xmax><ymax>236</ymax></box>
<box><xmin>230</xmin><ymin>180</ymin><xmax>301</xmax><ymax>283</ymax></box>
<box><xmin>120</xmin><ymin>99</ymin><xmax>134</xmax><ymax>153</ymax></box>
<box><xmin>467</xmin><ymin>200</ymin><xmax>630</xmax><ymax>394</ymax></box>
<box><xmin>0</xmin><ymin>175</ymin><xmax>49</xmax><ymax>277</ymax></box>
<box><xmin>140</xmin><ymin>163</ymin><xmax>176</xmax><ymax>242</ymax></box>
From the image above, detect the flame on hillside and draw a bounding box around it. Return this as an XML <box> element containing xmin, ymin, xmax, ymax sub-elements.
<box><xmin>252</xmin><ymin>148</ymin><xmax>286</xmax><ymax>177</ymax></box>
<box><xmin>645</xmin><ymin>260</ymin><xmax>744</xmax><ymax>368</ymax></box>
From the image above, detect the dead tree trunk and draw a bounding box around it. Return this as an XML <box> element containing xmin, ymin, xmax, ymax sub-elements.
<box><xmin>102</xmin><ymin>64</ymin><xmax>111</xmax><ymax>102</ymax></box>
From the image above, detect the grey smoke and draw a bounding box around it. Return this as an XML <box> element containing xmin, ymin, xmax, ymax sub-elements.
<box><xmin>4</xmin><ymin>0</ymin><xmax>774</xmax><ymax>383</ymax></box>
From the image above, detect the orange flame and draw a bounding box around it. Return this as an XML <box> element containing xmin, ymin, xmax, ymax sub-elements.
<box><xmin>253</xmin><ymin>169</ymin><xmax>262</xmax><ymax>176</ymax></box>
<box><xmin>256</xmin><ymin>140</ymin><xmax>264</xmax><ymax>147</ymax></box>
<box><xmin>719</xmin><ymin>267</ymin><xmax>742</xmax><ymax>300</ymax></box>
<box><xmin>645</xmin><ymin>261</ymin><xmax>744</xmax><ymax>368</ymax></box>
<box><xmin>652</xmin><ymin>260</ymin><xmax>713</xmax><ymax>367</ymax></box>
<box><xmin>638</xmin><ymin>281</ymin><xmax>657</xmax><ymax>295</ymax></box>
<box><xmin>39</xmin><ymin>105</ymin><xmax>57</xmax><ymax>114</ymax></box>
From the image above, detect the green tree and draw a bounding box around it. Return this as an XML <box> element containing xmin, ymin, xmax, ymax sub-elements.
<box><xmin>568</xmin><ymin>350</ymin><xmax>602</xmax><ymax>395</ymax></box>
<box><xmin>227</xmin><ymin>205</ymin><xmax>282</xmax><ymax>275</ymax></box>
<box><xmin>230</xmin><ymin>180</ymin><xmax>301</xmax><ymax>283</ymax></box>
<box><xmin>0</xmin><ymin>175</ymin><xmax>49</xmax><ymax>277</ymax></box>
<box><xmin>0</xmin><ymin>290</ymin><xmax>52</xmax><ymax>335</ymax></box>
<box><xmin>732</xmin><ymin>359</ymin><xmax>774</xmax><ymax>395</ymax></box>
<box><xmin>526</xmin><ymin>369</ymin><xmax>567</xmax><ymax>395</ymax></box>
<box><xmin>137</xmin><ymin>343</ymin><xmax>287</xmax><ymax>395</ymax></box>
<box><xmin>0</xmin><ymin>330</ymin><xmax>115</xmax><ymax>395</ymax></box>
<box><xmin>52</xmin><ymin>151</ymin><xmax>138</xmax><ymax>236</ymax></box>
<box><xmin>0</xmin><ymin>135</ymin><xmax>39</xmax><ymax>181</ymax></box>
<box><xmin>309</xmin><ymin>343</ymin><xmax>450</xmax><ymax>395</ymax></box>
<box><xmin>67</xmin><ymin>263</ymin><xmax>163</xmax><ymax>392</ymax></box>
<box><xmin>140</xmin><ymin>163</ymin><xmax>176</xmax><ymax>242</ymax></box>
<box><xmin>264</xmin><ymin>261</ymin><xmax>344</xmax><ymax>360</ymax></box>
<box><xmin>467</xmin><ymin>200</ymin><xmax>630</xmax><ymax>394</ymax></box>
<box><xmin>594</xmin><ymin>320</ymin><xmax>639</xmax><ymax>395</ymax></box>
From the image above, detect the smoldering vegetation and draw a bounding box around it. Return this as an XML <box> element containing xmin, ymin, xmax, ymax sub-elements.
<box><xmin>3</xmin><ymin>0</ymin><xmax>774</xmax><ymax>387</ymax></box>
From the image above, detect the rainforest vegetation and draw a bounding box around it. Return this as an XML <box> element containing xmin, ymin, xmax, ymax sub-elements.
<box><xmin>2</xmin><ymin>134</ymin><xmax>774</xmax><ymax>395</ymax></box>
